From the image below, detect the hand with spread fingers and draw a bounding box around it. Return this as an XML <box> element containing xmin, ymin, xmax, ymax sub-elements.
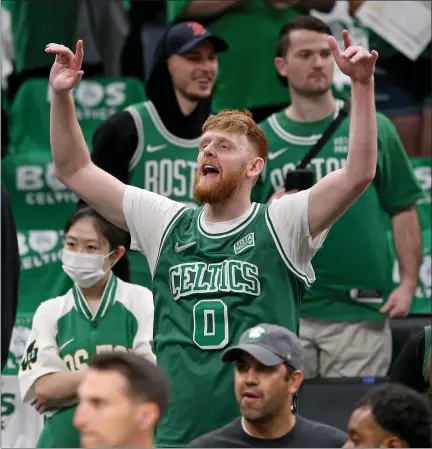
<box><xmin>328</xmin><ymin>30</ymin><xmax>378</xmax><ymax>84</ymax></box>
<box><xmin>45</xmin><ymin>40</ymin><xmax>84</xmax><ymax>93</ymax></box>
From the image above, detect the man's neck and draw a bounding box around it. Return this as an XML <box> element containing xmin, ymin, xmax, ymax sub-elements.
<box><xmin>242</xmin><ymin>411</ymin><xmax>296</xmax><ymax>439</ymax></box>
<box><xmin>285</xmin><ymin>90</ymin><xmax>336</xmax><ymax>122</ymax></box>
<box><xmin>203</xmin><ymin>194</ymin><xmax>252</xmax><ymax>223</ymax></box>
<box><xmin>174</xmin><ymin>89</ymin><xmax>199</xmax><ymax>116</ymax></box>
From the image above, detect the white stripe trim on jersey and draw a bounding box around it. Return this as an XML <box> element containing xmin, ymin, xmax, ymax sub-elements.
<box><xmin>125</xmin><ymin>106</ymin><xmax>145</xmax><ymax>172</ymax></box>
<box><xmin>153</xmin><ymin>207</ymin><xmax>189</xmax><ymax>277</ymax></box>
<box><xmin>73</xmin><ymin>273</ymin><xmax>117</xmax><ymax>321</ymax></box>
<box><xmin>144</xmin><ymin>101</ymin><xmax>201</xmax><ymax>148</ymax></box>
<box><xmin>197</xmin><ymin>203</ymin><xmax>261</xmax><ymax>239</ymax></box>
<box><xmin>264</xmin><ymin>210</ymin><xmax>312</xmax><ymax>288</ymax></box>
<box><xmin>268</xmin><ymin>99</ymin><xmax>344</xmax><ymax>146</ymax></box>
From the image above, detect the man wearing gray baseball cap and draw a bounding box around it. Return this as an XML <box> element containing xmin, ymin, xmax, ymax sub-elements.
<box><xmin>188</xmin><ymin>324</ymin><xmax>347</xmax><ymax>448</ymax></box>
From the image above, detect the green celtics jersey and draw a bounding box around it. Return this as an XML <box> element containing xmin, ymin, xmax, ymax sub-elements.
<box><xmin>124</xmin><ymin>100</ymin><xmax>200</xmax><ymax>288</ymax></box>
<box><xmin>18</xmin><ymin>274</ymin><xmax>154</xmax><ymax>448</ymax></box>
<box><xmin>123</xmin><ymin>185</ymin><xmax>327</xmax><ymax>447</ymax></box>
<box><xmin>256</xmin><ymin>101</ymin><xmax>423</xmax><ymax>321</ymax></box>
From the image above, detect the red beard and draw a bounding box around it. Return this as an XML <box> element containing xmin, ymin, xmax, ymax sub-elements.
<box><xmin>193</xmin><ymin>165</ymin><xmax>246</xmax><ymax>204</ymax></box>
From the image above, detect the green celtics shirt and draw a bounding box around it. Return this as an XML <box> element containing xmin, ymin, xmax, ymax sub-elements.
<box><xmin>256</xmin><ymin>101</ymin><xmax>423</xmax><ymax>321</ymax></box>
<box><xmin>18</xmin><ymin>274</ymin><xmax>154</xmax><ymax>448</ymax></box>
<box><xmin>124</xmin><ymin>100</ymin><xmax>200</xmax><ymax>288</ymax></box>
<box><xmin>123</xmin><ymin>185</ymin><xmax>328</xmax><ymax>447</ymax></box>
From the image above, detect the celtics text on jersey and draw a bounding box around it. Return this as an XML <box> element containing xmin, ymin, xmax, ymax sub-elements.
<box><xmin>123</xmin><ymin>185</ymin><xmax>328</xmax><ymax>447</ymax></box>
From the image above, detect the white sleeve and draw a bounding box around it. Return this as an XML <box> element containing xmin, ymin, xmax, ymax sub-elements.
<box><xmin>122</xmin><ymin>186</ymin><xmax>185</xmax><ymax>273</ymax></box>
<box><xmin>267</xmin><ymin>189</ymin><xmax>329</xmax><ymax>286</ymax></box>
<box><xmin>18</xmin><ymin>301</ymin><xmax>69</xmax><ymax>404</ymax></box>
<box><xmin>130</xmin><ymin>285</ymin><xmax>156</xmax><ymax>364</ymax></box>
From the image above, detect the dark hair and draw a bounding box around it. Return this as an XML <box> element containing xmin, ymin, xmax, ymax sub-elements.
<box><xmin>64</xmin><ymin>205</ymin><xmax>126</xmax><ymax>251</ymax></box>
<box><xmin>357</xmin><ymin>383</ymin><xmax>432</xmax><ymax>448</ymax></box>
<box><xmin>90</xmin><ymin>352</ymin><xmax>169</xmax><ymax>419</ymax></box>
<box><xmin>275</xmin><ymin>16</ymin><xmax>332</xmax><ymax>86</ymax></box>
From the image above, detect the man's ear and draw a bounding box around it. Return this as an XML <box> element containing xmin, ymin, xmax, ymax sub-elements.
<box><xmin>275</xmin><ymin>57</ymin><xmax>288</xmax><ymax>78</ymax></box>
<box><xmin>248</xmin><ymin>157</ymin><xmax>265</xmax><ymax>179</ymax></box>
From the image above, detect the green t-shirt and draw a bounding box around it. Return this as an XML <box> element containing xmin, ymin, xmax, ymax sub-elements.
<box><xmin>388</xmin><ymin>157</ymin><xmax>431</xmax><ymax>315</ymax></box>
<box><xmin>168</xmin><ymin>0</ymin><xmax>303</xmax><ymax>111</ymax></box>
<box><xmin>125</xmin><ymin>100</ymin><xmax>201</xmax><ymax>288</ymax></box>
<box><xmin>18</xmin><ymin>275</ymin><xmax>154</xmax><ymax>448</ymax></box>
<box><xmin>256</xmin><ymin>101</ymin><xmax>423</xmax><ymax>321</ymax></box>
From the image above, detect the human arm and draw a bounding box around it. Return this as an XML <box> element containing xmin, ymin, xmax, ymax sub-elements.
<box><xmin>390</xmin><ymin>328</ymin><xmax>428</xmax><ymax>393</ymax></box>
<box><xmin>307</xmin><ymin>30</ymin><xmax>378</xmax><ymax>239</ymax></box>
<box><xmin>380</xmin><ymin>207</ymin><xmax>421</xmax><ymax>317</ymax></box>
<box><xmin>372</xmin><ymin>115</ymin><xmax>423</xmax><ymax>317</ymax></box>
<box><xmin>18</xmin><ymin>301</ymin><xmax>83</xmax><ymax>411</ymax></box>
<box><xmin>45</xmin><ymin>40</ymin><xmax>127</xmax><ymax>230</ymax></box>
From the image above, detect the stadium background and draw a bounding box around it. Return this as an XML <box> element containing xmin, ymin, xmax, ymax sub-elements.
<box><xmin>0</xmin><ymin>1</ymin><xmax>430</xmax><ymax>447</ymax></box>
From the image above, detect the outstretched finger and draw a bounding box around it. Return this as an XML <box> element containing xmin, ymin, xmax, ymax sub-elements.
<box><xmin>45</xmin><ymin>43</ymin><xmax>74</xmax><ymax>60</ymax></box>
<box><xmin>342</xmin><ymin>30</ymin><xmax>353</xmax><ymax>50</ymax></box>
<box><xmin>370</xmin><ymin>49</ymin><xmax>379</xmax><ymax>63</ymax></box>
<box><xmin>328</xmin><ymin>36</ymin><xmax>343</xmax><ymax>65</ymax></box>
<box><xmin>74</xmin><ymin>40</ymin><xmax>84</xmax><ymax>69</ymax></box>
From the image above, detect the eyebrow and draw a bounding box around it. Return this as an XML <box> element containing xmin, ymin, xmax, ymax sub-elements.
<box><xmin>66</xmin><ymin>236</ymin><xmax>99</xmax><ymax>244</ymax></box>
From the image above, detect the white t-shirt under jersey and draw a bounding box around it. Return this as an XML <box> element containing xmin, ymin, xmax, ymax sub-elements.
<box><xmin>122</xmin><ymin>186</ymin><xmax>328</xmax><ymax>284</ymax></box>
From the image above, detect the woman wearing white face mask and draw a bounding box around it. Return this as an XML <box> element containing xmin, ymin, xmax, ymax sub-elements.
<box><xmin>18</xmin><ymin>206</ymin><xmax>155</xmax><ymax>448</ymax></box>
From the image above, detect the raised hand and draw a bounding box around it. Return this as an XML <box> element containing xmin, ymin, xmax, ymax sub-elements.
<box><xmin>45</xmin><ymin>40</ymin><xmax>84</xmax><ymax>93</ymax></box>
<box><xmin>328</xmin><ymin>30</ymin><xmax>378</xmax><ymax>84</ymax></box>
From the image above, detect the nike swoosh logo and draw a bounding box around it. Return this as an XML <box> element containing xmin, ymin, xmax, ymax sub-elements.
<box><xmin>268</xmin><ymin>148</ymin><xmax>288</xmax><ymax>160</ymax></box>
<box><xmin>59</xmin><ymin>338</ymin><xmax>75</xmax><ymax>351</ymax></box>
<box><xmin>175</xmin><ymin>241</ymin><xmax>196</xmax><ymax>253</ymax></box>
<box><xmin>147</xmin><ymin>144</ymin><xmax>167</xmax><ymax>153</ymax></box>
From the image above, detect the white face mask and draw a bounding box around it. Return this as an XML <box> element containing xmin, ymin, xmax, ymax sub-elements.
<box><xmin>62</xmin><ymin>248</ymin><xmax>116</xmax><ymax>288</ymax></box>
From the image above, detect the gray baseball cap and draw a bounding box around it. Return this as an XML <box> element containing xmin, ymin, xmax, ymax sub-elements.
<box><xmin>222</xmin><ymin>323</ymin><xmax>304</xmax><ymax>370</ymax></box>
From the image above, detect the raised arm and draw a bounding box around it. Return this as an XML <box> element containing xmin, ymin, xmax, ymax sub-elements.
<box><xmin>308</xmin><ymin>31</ymin><xmax>378</xmax><ymax>239</ymax></box>
<box><xmin>45</xmin><ymin>41</ymin><xmax>127</xmax><ymax>230</ymax></box>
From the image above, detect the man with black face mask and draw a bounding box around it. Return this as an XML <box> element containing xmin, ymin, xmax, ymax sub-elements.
<box><xmin>90</xmin><ymin>21</ymin><xmax>228</xmax><ymax>288</ymax></box>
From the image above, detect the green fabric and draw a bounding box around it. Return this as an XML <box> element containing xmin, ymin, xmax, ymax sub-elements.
<box><xmin>125</xmin><ymin>100</ymin><xmax>200</xmax><ymax>288</ymax></box>
<box><xmin>36</xmin><ymin>407</ymin><xmax>80</xmax><ymax>448</ymax></box>
<box><xmin>5</xmin><ymin>0</ymin><xmax>81</xmax><ymax>73</ymax></box>
<box><xmin>1</xmin><ymin>77</ymin><xmax>145</xmax><ymax>313</ymax></box>
<box><xmin>387</xmin><ymin>158</ymin><xmax>431</xmax><ymax>315</ymax></box>
<box><xmin>168</xmin><ymin>0</ymin><xmax>305</xmax><ymax>111</ymax></box>
<box><xmin>256</xmin><ymin>106</ymin><xmax>422</xmax><ymax>321</ymax></box>
<box><xmin>153</xmin><ymin>205</ymin><xmax>304</xmax><ymax>447</ymax></box>
<box><xmin>423</xmin><ymin>325</ymin><xmax>431</xmax><ymax>382</ymax></box>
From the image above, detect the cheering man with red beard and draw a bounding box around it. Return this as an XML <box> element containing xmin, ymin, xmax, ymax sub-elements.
<box><xmin>46</xmin><ymin>30</ymin><xmax>378</xmax><ymax>447</ymax></box>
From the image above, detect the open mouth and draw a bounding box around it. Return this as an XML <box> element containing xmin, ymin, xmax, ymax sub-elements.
<box><xmin>242</xmin><ymin>390</ymin><xmax>261</xmax><ymax>399</ymax></box>
<box><xmin>202</xmin><ymin>165</ymin><xmax>220</xmax><ymax>177</ymax></box>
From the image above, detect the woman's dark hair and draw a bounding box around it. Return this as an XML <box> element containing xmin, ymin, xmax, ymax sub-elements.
<box><xmin>65</xmin><ymin>205</ymin><xmax>130</xmax><ymax>281</ymax></box>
